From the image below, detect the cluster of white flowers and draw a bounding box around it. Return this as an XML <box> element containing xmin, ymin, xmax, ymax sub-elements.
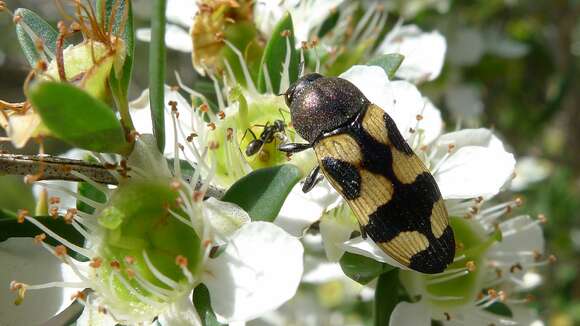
<box><xmin>0</xmin><ymin>1</ymin><xmax>550</xmax><ymax>325</ymax></box>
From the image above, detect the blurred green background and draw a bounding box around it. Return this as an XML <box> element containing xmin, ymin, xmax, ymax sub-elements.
<box><xmin>0</xmin><ymin>1</ymin><xmax>579</xmax><ymax>325</ymax></box>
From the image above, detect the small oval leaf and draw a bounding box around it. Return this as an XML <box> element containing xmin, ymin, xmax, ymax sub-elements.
<box><xmin>340</xmin><ymin>252</ymin><xmax>395</xmax><ymax>285</ymax></box>
<box><xmin>193</xmin><ymin>284</ymin><xmax>224</xmax><ymax>326</ymax></box>
<box><xmin>367</xmin><ymin>53</ymin><xmax>405</xmax><ymax>80</ymax></box>
<box><xmin>14</xmin><ymin>8</ymin><xmax>70</xmax><ymax>67</ymax></box>
<box><xmin>221</xmin><ymin>164</ymin><xmax>302</xmax><ymax>222</ymax></box>
<box><xmin>375</xmin><ymin>269</ymin><xmax>401</xmax><ymax>326</ymax></box>
<box><xmin>257</xmin><ymin>13</ymin><xmax>299</xmax><ymax>94</ymax></box>
<box><xmin>28</xmin><ymin>82</ymin><xmax>130</xmax><ymax>154</ymax></box>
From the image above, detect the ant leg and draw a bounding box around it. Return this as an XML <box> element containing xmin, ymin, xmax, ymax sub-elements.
<box><xmin>241</xmin><ymin>128</ymin><xmax>258</xmax><ymax>144</ymax></box>
<box><xmin>278</xmin><ymin>142</ymin><xmax>311</xmax><ymax>153</ymax></box>
<box><xmin>302</xmin><ymin>166</ymin><xmax>322</xmax><ymax>193</ymax></box>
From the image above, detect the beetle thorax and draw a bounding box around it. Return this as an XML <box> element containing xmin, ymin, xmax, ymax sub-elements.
<box><xmin>287</xmin><ymin>75</ymin><xmax>369</xmax><ymax>143</ymax></box>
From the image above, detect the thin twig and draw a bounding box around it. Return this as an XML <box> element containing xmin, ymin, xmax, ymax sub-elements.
<box><xmin>0</xmin><ymin>154</ymin><xmax>225</xmax><ymax>199</ymax></box>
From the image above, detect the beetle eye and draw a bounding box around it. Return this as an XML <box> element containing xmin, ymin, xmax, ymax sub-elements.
<box><xmin>284</xmin><ymin>86</ymin><xmax>295</xmax><ymax>107</ymax></box>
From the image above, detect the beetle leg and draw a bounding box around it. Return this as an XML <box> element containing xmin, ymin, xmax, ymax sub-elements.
<box><xmin>278</xmin><ymin>142</ymin><xmax>311</xmax><ymax>153</ymax></box>
<box><xmin>359</xmin><ymin>222</ymin><xmax>368</xmax><ymax>239</ymax></box>
<box><xmin>302</xmin><ymin>166</ymin><xmax>322</xmax><ymax>193</ymax></box>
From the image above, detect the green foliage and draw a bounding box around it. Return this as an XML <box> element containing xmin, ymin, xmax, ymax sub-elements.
<box><xmin>340</xmin><ymin>252</ymin><xmax>395</xmax><ymax>285</ymax></box>
<box><xmin>257</xmin><ymin>13</ymin><xmax>299</xmax><ymax>94</ymax></box>
<box><xmin>0</xmin><ymin>215</ymin><xmax>84</xmax><ymax>249</ymax></box>
<box><xmin>367</xmin><ymin>54</ymin><xmax>405</xmax><ymax>80</ymax></box>
<box><xmin>99</xmin><ymin>0</ymin><xmax>136</xmax><ymax>131</ymax></box>
<box><xmin>149</xmin><ymin>0</ymin><xmax>167</xmax><ymax>152</ymax></box>
<box><xmin>14</xmin><ymin>8</ymin><xmax>70</xmax><ymax>67</ymax></box>
<box><xmin>222</xmin><ymin>164</ymin><xmax>302</xmax><ymax>222</ymax></box>
<box><xmin>374</xmin><ymin>270</ymin><xmax>401</xmax><ymax>326</ymax></box>
<box><xmin>193</xmin><ymin>284</ymin><xmax>224</xmax><ymax>326</ymax></box>
<box><xmin>28</xmin><ymin>81</ymin><xmax>130</xmax><ymax>154</ymax></box>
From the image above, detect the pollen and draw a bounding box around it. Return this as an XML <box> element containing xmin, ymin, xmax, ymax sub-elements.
<box><xmin>110</xmin><ymin>260</ymin><xmax>121</xmax><ymax>270</ymax></box>
<box><xmin>447</xmin><ymin>144</ymin><xmax>456</xmax><ymax>153</ymax></box>
<box><xmin>54</xmin><ymin>245</ymin><xmax>68</xmax><ymax>257</ymax></box>
<box><xmin>193</xmin><ymin>191</ymin><xmax>205</xmax><ymax>202</ymax></box>
<box><xmin>444</xmin><ymin>312</ymin><xmax>451</xmax><ymax>321</ymax></box>
<box><xmin>509</xmin><ymin>263</ymin><xmax>523</xmax><ymax>273</ymax></box>
<box><xmin>280</xmin><ymin>29</ymin><xmax>292</xmax><ymax>37</ymax></box>
<box><xmin>50</xmin><ymin>196</ymin><xmax>61</xmax><ymax>205</ymax></box>
<box><xmin>175</xmin><ymin>255</ymin><xmax>188</xmax><ymax>267</ymax></box>
<box><xmin>168</xmin><ymin>100</ymin><xmax>178</xmax><ymax>112</ymax></box>
<box><xmin>34</xmin><ymin>233</ymin><xmax>47</xmax><ymax>244</ymax></box>
<box><xmin>207</xmin><ymin>122</ymin><xmax>216</xmax><ymax>130</ymax></box>
<box><xmin>466</xmin><ymin>260</ymin><xmax>477</xmax><ymax>272</ymax></box>
<box><xmin>218</xmin><ymin>110</ymin><xmax>226</xmax><ymax>119</ymax></box>
<box><xmin>90</xmin><ymin>257</ymin><xmax>103</xmax><ymax>269</ymax></box>
<box><xmin>124</xmin><ymin>256</ymin><xmax>136</xmax><ymax>265</ymax></box>
<box><xmin>49</xmin><ymin>207</ymin><xmax>59</xmax><ymax>218</ymax></box>
<box><xmin>416</xmin><ymin>114</ymin><xmax>423</xmax><ymax>121</ymax></box>
<box><xmin>186</xmin><ymin>133</ymin><xmax>198</xmax><ymax>142</ymax></box>
<box><xmin>537</xmin><ymin>214</ymin><xmax>547</xmax><ymax>224</ymax></box>
<box><xmin>208</xmin><ymin>140</ymin><xmax>219</xmax><ymax>149</ymax></box>
<box><xmin>125</xmin><ymin>268</ymin><xmax>135</xmax><ymax>279</ymax></box>
<box><xmin>71</xmin><ymin>290</ymin><xmax>86</xmax><ymax>301</ymax></box>
<box><xmin>12</xmin><ymin>14</ymin><xmax>22</xmax><ymax>24</ymax></box>
<box><xmin>170</xmin><ymin>180</ymin><xmax>181</xmax><ymax>191</ymax></box>
<box><xmin>226</xmin><ymin>128</ymin><xmax>233</xmax><ymax>141</ymax></box>
<box><xmin>17</xmin><ymin>209</ymin><xmax>28</xmax><ymax>223</ymax></box>
<box><xmin>199</xmin><ymin>103</ymin><xmax>209</xmax><ymax>112</ymax></box>
<box><xmin>548</xmin><ymin>254</ymin><xmax>557</xmax><ymax>263</ymax></box>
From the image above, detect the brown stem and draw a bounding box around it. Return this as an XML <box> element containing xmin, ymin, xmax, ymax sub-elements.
<box><xmin>0</xmin><ymin>154</ymin><xmax>225</xmax><ymax>198</ymax></box>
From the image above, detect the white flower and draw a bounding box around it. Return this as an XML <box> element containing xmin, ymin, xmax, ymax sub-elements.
<box><xmin>510</xmin><ymin>156</ymin><xmax>553</xmax><ymax>191</ymax></box>
<box><xmin>254</xmin><ymin>0</ymin><xmax>345</xmax><ymax>44</ymax></box>
<box><xmin>378</xmin><ymin>24</ymin><xmax>447</xmax><ymax>83</ymax></box>
<box><xmin>444</xmin><ymin>84</ymin><xmax>484</xmax><ymax>125</ymax></box>
<box><xmin>3</xmin><ymin>97</ymin><xmax>304</xmax><ymax>324</ymax></box>
<box><xmin>136</xmin><ymin>0</ymin><xmax>197</xmax><ymax>52</ymax></box>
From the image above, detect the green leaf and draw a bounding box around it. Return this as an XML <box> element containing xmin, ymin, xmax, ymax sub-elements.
<box><xmin>193</xmin><ymin>284</ymin><xmax>224</xmax><ymax>326</ymax></box>
<box><xmin>14</xmin><ymin>8</ymin><xmax>70</xmax><ymax>67</ymax></box>
<box><xmin>340</xmin><ymin>252</ymin><xmax>395</xmax><ymax>285</ymax></box>
<box><xmin>77</xmin><ymin>155</ymin><xmax>108</xmax><ymax>214</ymax></box>
<box><xmin>0</xmin><ymin>215</ymin><xmax>84</xmax><ymax>249</ymax></box>
<box><xmin>367</xmin><ymin>53</ymin><xmax>405</xmax><ymax>80</ymax></box>
<box><xmin>484</xmin><ymin>301</ymin><xmax>513</xmax><ymax>318</ymax></box>
<box><xmin>257</xmin><ymin>13</ymin><xmax>299</xmax><ymax>94</ymax></box>
<box><xmin>101</xmin><ymin>0</ymin><xmax>136</xmax><ymax>131</ymax></box>
<box><xmin>149</xmin><ymin>0</ymin><xmax>167</xmax><ymax>152</ymax></box>
<box><xmin>28</xmin><ymin>81</ymin><xmax>130</xmax><ymax>154</ymax></box>
<box><xmin>222</xmin><ymin>164</ymin><xmax>302</xmax><ymax>222</ymax></box>
<box><xmin>374</xmin><ymin>269</ymin><xmax>401</xmax><ymax>326</ymax></box>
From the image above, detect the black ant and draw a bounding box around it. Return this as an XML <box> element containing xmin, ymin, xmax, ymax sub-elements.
<box><xmin>244</xmin><ymin>119</ymin><xmax>288</xmax><ymax>156</ymax></box>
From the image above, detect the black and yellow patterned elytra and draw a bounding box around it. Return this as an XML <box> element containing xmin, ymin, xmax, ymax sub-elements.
<box><xmin>314</xmin><ymin>104</ymin><xmax>455</xmax><ymax>274</ymax></box>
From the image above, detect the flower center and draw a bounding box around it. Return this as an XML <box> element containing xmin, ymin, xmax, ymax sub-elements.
<box><xmin>95</xmin><ymin>180</ymin><xmax>202</xmax><ymax>306</ymax></box>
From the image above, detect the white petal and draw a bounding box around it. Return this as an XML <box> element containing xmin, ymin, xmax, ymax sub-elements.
<box><xmin>493</xmin><ymin>215</ymin><xmax>545</xmax><ymax>257</ymax></box>
<box><xmin>166</xmin><ymin>0</ymin><xmax>197</xmax><ymax>28</ymax></box>
<box><xmin>130</xmin><ymin>86</ymin><xmax>197</xmax><ymax>159</ymax></box>
<box><xmin>341</xmin><ymin>66</ymin><xmax>442</xmax><ymax>142</ymax></box>
<box><xmin>510</xmin><ymin>156</ymin><xmax>553</xmax><ymax>191</ymax></box>
<box><xmin>302</xmin><ymin>260</ymin><xmax>344</xmax><ymax>284</ymax></box>
<box><xmin>204</xmin><ymin>198</ymin><xmax>251</xmax><ymax>240</ymax></box>
<box><xmin>342</xmin><ymin>237</ymin><xmax>408</xmax><ymax>270</ymax></box>
<box><xmin>254</xmin><ymin>0</ymin><xmax>344</xmax><ymax>43</ymax></box>
<box><xmin>203</xmin><ymin>222</ymin><xmax>303</xmax><ymax>323</ymax></box>
<box><xmin>433</xmin><ymin>129</ymin><xmax>515</xmax><ymax>199</ymax></box>
<box><xmin>0</xmin><ymin>238</ymin><xmax>83</xmax><ymax>325</ymax></box>
<box><xmin>136</xmin><ymin>24</ymin><xmax>192</xmax><ymax>52</ymax></box>
<box><xmin>447</xmin><ymin>28</ymin><xmax>485</xmax><ymax>66</ymax></box>
<box><xmin>275</xmin><ymin>180</ymin><xmax>341</xmax><ymax>236</ymax></box>
<box><xmin>319</xmin><ymin>205</ymin><xmax>356</xmax><ymax>262</ymax></box>
<box><xmin>444</xmin><ymin>84</ymin><xmax>484</xmax><ymax>122</ymax></box>
<box><xmin>76</xmin><ymin>295</ymin><xmax>116</xmax><ymax>326</ymax></box>
<box><xmin>158</xmin><ymin>293</ymin><xmax>201</xmax><ymax>326</ymax></box>
<box><xmin>389</xmin><ymin>301</ymin><xmax>431</xmax><ymax>326</ymax></box>
<box><xmin>379</xmin><ymin>25</ymin><xmax>446</xmax><ymax>83</ymax></box>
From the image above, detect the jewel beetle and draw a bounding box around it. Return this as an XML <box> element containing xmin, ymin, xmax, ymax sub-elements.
<box><xmin>278</xmin><ymin>73</ymin><xmax>455</xmax><ymax>274</ymax></box>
